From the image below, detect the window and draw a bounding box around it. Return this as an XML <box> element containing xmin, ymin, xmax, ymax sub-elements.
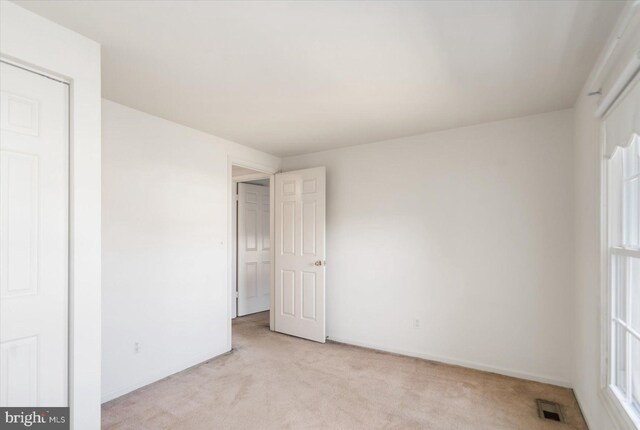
<box><xmin>608</xmin><ymin>133</ymin><xmax>640</xmax><ymax>426</ymax></box>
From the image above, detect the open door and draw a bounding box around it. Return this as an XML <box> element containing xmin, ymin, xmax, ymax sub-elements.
<box><xmin>237</xmin><ymin>182</ymin><xmax>270</xmax><ymax>316</ymax></box>
<box><xmin>274</xmin><ymin>167</ymin><xmax>326</xmax><ymax>343</ymax></box>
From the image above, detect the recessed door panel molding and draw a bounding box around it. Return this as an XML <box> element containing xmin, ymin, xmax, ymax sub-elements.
<box><xmin>281</xmin><ymin>201</ymin><xmax>296</xmax><ymax>255</ymax></box>
<box><xmin>237</xmin><ymin>182</ymin><xmax>271</xmax><ymax>316</ymax></box>
<box><xmin>262</xmin><ymin>203</ymin><xmax>270</xmax><ymax>251</ymax></box>
<box><xmin>245</xmin><ymin>208</ymin><xmax>258</xmax><ymax>251</ymax></box>
<box><xmin>1</xmin><ymin>151</ymin><xmax>39</xmax><ymax>298</ymax></box>
<box><xmin>282</xmin><ymin>181</ymin><xmax>296</xmax><ymax>196</ymax></box>
<box><xmin>0</xmin><ymin>62</ymin><xmax>69</xmax><ymax>407</ymax></box>
<box><xmin>302</xmin><ymin>179</ymin><xmax>317</xmax><ymax>194</ymax></box>
<box><xmin>301</xmin><ymin>271</ymin><xmax>316</xmax><ymax>320</ymax></box>
<box><xmin>281</xmin><ymin>270</ymin><xmax>295</xmax><ymax>317</ymax></box>
<box><xmin>275</xmin><ymin>167</ymin><xmax>326</xmax><ymax>343</ymax></box>
<box><xmin>0</xmin><ymin>336</ymin><xmax>38</xmax><ymax>406</ymax></box>
<box><xmin>245</xmin><ymin>262</ymin><xmax>258</xmax><ymax>298</ymax></box>
<box><xmin>0</xmin><ymin>91</ymin><xmax>40</xmax><ymax>136</ymax></box>
<box><xmin>302</xmin><ymin>201</ymin><xmax>316</xmax><ymax>255</ymax></box>
<box><xmin>246</xmin><ymin>190</ymin><xmax>258</xmax><ymax>204</ymax></box>
<box><xmin>261</xmin><ymin>261</ymin><xmax>271</xmax><ymax>296</ymax></box>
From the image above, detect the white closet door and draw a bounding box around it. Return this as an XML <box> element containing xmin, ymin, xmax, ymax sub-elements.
<box><xmin>237</xmin><ymin>183</ymin><xmax>270</xmax><ymax>316</ymax></box>
<box><xmin>274</xmin><ymin>167</ymin><xmax>326</xmax><ymax>343</ymax></box>
<box><xmin>0</xmin><ymin>62</ymin><xmax>69</xmax><ymax>406</ymax></box>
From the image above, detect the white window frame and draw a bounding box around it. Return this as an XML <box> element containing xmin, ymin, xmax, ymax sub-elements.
<box><xmin>601</xmin><ymin>129</ymin><xmax>640</xmax><ymax>430</ymax></box>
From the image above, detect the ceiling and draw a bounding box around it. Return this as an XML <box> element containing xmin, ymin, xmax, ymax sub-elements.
<box><xmin>15</xmin><ymin>1</ymin><xmax>625</xmax><ymax>157</ymax></box>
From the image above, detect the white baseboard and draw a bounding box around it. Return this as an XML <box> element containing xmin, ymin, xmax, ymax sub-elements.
<box><xmin>101</xmin><ymin>349</ymin><xmax>231</xmax><ymax>403</ymax></box>
<box><xmin>101</xmin><ymin>338</ymin><xmax>571</xmax><ymax>404</ymax></box>
<box><xmin>328</xmin><ymin>336</ymin><xmax>572</xmax><ymax>388</ymax></box>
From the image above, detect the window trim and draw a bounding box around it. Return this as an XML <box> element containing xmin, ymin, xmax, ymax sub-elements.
<box><xmin>601</xmin><ymin>133</ymin><xmax>640</xmax><ymax>430</ymax></box>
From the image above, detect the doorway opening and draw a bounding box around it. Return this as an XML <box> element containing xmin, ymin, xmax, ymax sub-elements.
<box><xmin>227</xmin><ymin>163</ymin><xmax>327</xmax><ymax>349</ymax></box>
<box><xmin>231</xmin><ymin>165</ymin><xmax>273</xmax><ymax>329</ymax></box>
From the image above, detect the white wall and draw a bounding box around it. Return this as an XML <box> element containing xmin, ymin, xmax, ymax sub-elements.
<box><xmin>1</xmin><ymin>3</ymin><xmax>102</xmax><ymax>428</ymax></box>
<box><xmin>101</xmin><ymin>100</ymin><xmax>278</xmax><ymax>402</ymax></box>
<box><xmin>282</xmin><ymin>110</ymin><xmax>575</xmax><ymax>386</ymax></box>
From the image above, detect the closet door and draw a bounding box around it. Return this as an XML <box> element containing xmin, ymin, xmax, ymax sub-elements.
<box><xmin>0</xmin><ymin>62</ymin><xmax>69</xmax><ymax>406</ymax></box>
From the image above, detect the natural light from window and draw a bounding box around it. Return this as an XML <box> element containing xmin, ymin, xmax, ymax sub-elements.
<box><xmin>609</xmin><ymin>134</ymin><xmax>640</xmax><ymax>425</ymax></box>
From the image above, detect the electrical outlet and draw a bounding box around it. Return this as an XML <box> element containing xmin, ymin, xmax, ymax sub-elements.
<box><xmin>134</xmin><ymin>342</ymin><xmax>140</xmax><ymax>353</ymax></box>
<box><xmin>413</xmin><ymin>318</ymin><xmax>420</xmax><ymax>329</ymax></box>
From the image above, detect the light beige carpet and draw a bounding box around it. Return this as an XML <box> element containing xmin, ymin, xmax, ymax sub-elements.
<box><xmin>102</xmin><ymin>312</ymin><xmax>587</xmax><ymax>429</ymax></box>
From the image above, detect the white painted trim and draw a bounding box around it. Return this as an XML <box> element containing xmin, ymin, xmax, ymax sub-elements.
<box><xmin>269</xmin><ymin>176</ymin><xmax>275</xmax><ymax>331</ymax></box>
<box><xmin>328</xmin><ymin>336</ymin><xmax>572</xmax><ymax>388</ymax></box>
<box><xmin>600</xmin><ymin>386</ymin><xmax>640</xmax><ymax>430</ymax></box>
<box><xmin>230</xmin><ymin>158</ymin><xmax>277</xmax><ymax>176</ymax></box>
<box><xmin>0</xmin><ymin>56</ymin><xmax>71</xmax><ymax>84</ymax></box>
<box><xmin>1</xmin><ymin>3</ymin><xmax>101</xmax><ymax>428</ymax></box>
<box><xmin>586</xmin><ymin>1</ymin><xmax>640</xmax><ymax>95</ymax></box>
<box><xmin>573</xmin><ymin>389</ymin><xmax>594</xmax><ymax>430</ymax></box>
<box><xmin>595</xmin><ymin>50</ymin><xmax>640</xmax><ymax>118</ymax></box>
<box><xmin>227</xmin><ymin>157</ymin><xmax>276</xmax><ymax>352</ymax></box>
<box><xmin>233</xmin><ymin>172</ymin><xmax>272</xmax><ymax>182</ymax></box>
<box><xmin>600</xmin><ymin>122</ymin><xmax>611</xmax><ymax>393</ymax></box>
<box><xmin>611</xmin><ymin>247</ymin><xmax>640</xmax><ymax>258</ymax></box>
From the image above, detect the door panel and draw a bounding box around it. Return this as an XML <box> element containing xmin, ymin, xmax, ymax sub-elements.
<box><xmin>281</xmin><ymin>270</ymin><xmax>295</xmax><ymax>316</ymax></box>
<box><xmin>245</xmin><ymin>208</ymin><xmax>257</xmax><ymax>250</ymax></box>
<box><xmin>301</xmin><ymin>272</ymin><xmax>316</xmax><ymax>320</ymax></box>
<box><xmin>302</xmin><ymin>201</ymin><xmax>316</xmax><ymax>255</ymax></box>
<box><xmin>261</xmin><ymin>201</ymin><xmax>270</xmax><ymax>250</ymax></box>
<box><xmin>0</xmin><ymin>62</ymin><xmax>69</xmax><ymax>406</ymax></box>
<box><xmin>282</xmin><ymin>201</ymin><xmax>295</xmax><ymax>255</ymax></box>
<box><xmin>237</xmin><ymin>183</ymin><xmax>270</xmax><ymax>316</ymax></box>
<box><xmin>0</xmin><ymin>336</ymin><xmax>38</xmax><ymax>406</ymax></box>
<box><xmin>1</xmin><ymin>152</ymin><xmax>38</xmax><ymax>296</ymax></box>
<box><xmin>275</xmin><ymin>167</ymin><xmax>326</xmax><ymax>343</ymax></box>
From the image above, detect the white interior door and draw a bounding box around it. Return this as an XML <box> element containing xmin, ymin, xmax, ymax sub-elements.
<box><xmin>274</xmin><ymin>167</ymin><xmax>326</xmax><ymax>343</ymax></box>
<box><xmin>0</xmin><ymin>62</ymin><xmax>69</xmax><ymax>406</ymax></box>
<box><xmin>237</xmin><ymin>183</ymin><xmax>270</xmax><ymax>316</ymax></box>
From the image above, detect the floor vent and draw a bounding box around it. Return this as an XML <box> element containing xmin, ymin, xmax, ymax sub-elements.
<box><xmin>536</xmin><ymin>399</ymin><xmax>564</xmax><ymax>423</ymax></box>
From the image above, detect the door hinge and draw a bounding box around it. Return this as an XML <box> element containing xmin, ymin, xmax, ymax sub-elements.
<box><xmin>235</xmin><ymin>291</ymin><xmax>239</xmax><ymax>298</ymax></box>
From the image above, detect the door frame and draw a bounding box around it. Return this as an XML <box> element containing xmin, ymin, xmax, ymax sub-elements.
<box><xmin>1</xmin><ymin>3</ymin><xmax>102</xmax><ymax>427</ymax></box>
<box><xmin>227</xmin><ymin>157</ymin><xmax>276</xmax><ymax>350</ymax></box>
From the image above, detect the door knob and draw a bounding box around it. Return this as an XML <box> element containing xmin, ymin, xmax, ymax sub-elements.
<box><xmin>314</xmin><ymin>260</ymin><xmax>323</xmax><ymax>266</ymax></box>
